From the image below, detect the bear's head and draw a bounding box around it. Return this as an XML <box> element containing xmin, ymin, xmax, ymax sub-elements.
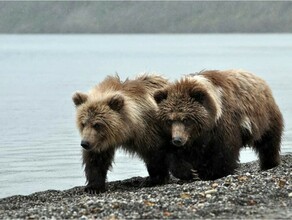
<box><xmin>72</xmin><ymin>91</ymin><xmax>129</xmax><ymax>152</ymax></box>
<box><xmin>153</xmin><ymin>77</ymin><xmax>220</xmax><ymax>147</ymax></box>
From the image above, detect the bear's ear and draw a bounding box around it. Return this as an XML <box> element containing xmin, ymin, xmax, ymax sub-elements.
<box><xmin>154</xmin><ymin>89</ymin><xmax>168</xmax><ymax>104</ymax></box>
<box><xmin>72</xmin><ymin>92</ymin><xmax>88</xmax><ymax>107</ymax></box>
<box><xmin>189</xmin><ymin>89</ymin><xmax>205</xmax><ymax>104</ymax></box>
<box><xmin>108</xmin><ymin>94</ymin><xmax>124</xmax><ymax>112</ymax></box>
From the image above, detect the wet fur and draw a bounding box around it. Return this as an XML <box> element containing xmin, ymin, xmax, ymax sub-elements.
<box><xmin>73</xmin><ymin>74</ymin><xmax>170</xmax><ymax>193</ymax></box>
<box><xmin>154</xmin><ymin>70</ymin><xmax>283</xmax><ymax>180</ymax></box>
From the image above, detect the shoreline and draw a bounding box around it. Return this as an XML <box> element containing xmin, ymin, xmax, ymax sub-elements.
<box><xmin>1</xmin><ymin>154</ymin><xmax>291</xmax><ymax>219</ymax></box>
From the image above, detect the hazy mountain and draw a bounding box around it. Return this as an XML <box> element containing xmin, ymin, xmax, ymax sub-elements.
<box><xmin>0</xmin><ymin>1</ymin><xmax>291</xmax><ymax>33</ymax></box>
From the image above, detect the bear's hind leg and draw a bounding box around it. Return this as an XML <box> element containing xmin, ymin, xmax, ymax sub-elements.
<box><xmin>254</xmin><ymin>128</ymin><xmax>282</xmax><ymax>170</ymax></box>
<box><xmin>82</xmin><ymin>149</ymin><xmax>115</xmax><ymax>193</ymax></box>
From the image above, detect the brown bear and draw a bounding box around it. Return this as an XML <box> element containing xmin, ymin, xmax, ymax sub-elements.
<box><xmin>72</xmin><ymin>74</ymin><xmax>170</xmax><ymax>193</ymax></box>
<box><xmin>154</xmin><ymin>69</ymin><xmax>283</xmax><ymax>181</ymax></box>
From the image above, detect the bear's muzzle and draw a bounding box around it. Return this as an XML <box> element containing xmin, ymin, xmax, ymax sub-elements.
<box><xmin>81</xmin><ymin>140</ymin><xmax>91</xmax><ymax>150</ymax></box>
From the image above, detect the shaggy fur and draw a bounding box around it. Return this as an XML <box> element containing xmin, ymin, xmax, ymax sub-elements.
<box><xmin>73</xmin><ymin>74</ymin><xmax>170</xmax><ymax>193</ymax></box>
<box><xmin>154</xmin><ymin>70</ymin><xmax>284</xmax><ymax>180</ymax></box>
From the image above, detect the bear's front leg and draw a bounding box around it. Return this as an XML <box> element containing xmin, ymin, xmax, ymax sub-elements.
<box><xmin>167</xmin><ymin>151</ymin><xmax>199</xmax><ymax>181</ymax></box>
<box><xmin>197</xmin><ymin>141</ymin><xmax>239</xmax><ymax>180</ymax></box>
<box><xmin>144</xmin><ymin>148</ymin><xmax>170</xmax><ymax>186</ymax></box>
<box><xmin>82</xmin><ymin>149</ymin><xmax>115</xmax><ymax>194</ymax></box>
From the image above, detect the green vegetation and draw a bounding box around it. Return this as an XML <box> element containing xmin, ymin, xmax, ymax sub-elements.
<box><xmin>0</xmin><ymin>1</ymin><xmax>292</xmax><ymax>33</ymax></box>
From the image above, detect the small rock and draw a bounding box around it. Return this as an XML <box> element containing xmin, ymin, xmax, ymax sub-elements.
<box><xmin>180</xmin><ymin>193</ymin><xmax>191</xmax><ymax>199</ymax></box>
<box><xmin>205</xmin><ymin>189</ymin><xmax>217</xmax><ymax>194</ymax></box>
<box><xmin>86</xmin><ymin>200</ymin><xmax>94</xmax><ymax>206</ymax></box>
<box><xmin>163</xmin><ymin>211</ymin><xmax>171</xmax><ymax>217</ymax></box>
<box><xmin>143</xmin><ymin>200</ymin><xmax>155</xmax><ymax>206</ymax></box>
<box><xmin>278</xmin><ymin>179</ymin><xmax>286</xmax><ymax>188</ymax></box>
<box><xmin>206</xmin><ymin>194</ymin><xmax>212</xmax><ymax>199</ymax></box>
<box><xmin>238</xmin><ymin>175</ymin><xmax>248</xmax><ymax>181</ymax></box>
<box><xmin>80</xmin><ymin>215</ymin><xmax>88</xmax><ymax>220</ymax></box>
<box><xmin>211</xmin><ymin>183</ymin><xmax>219</xmax><ymax>188</ymax></box>
<box><xmin>197</xmin><ymin>203</ymin><xmax>205</xmax><ymax>208</ymax></box>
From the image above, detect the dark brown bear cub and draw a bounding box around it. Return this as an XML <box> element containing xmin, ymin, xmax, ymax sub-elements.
<box><xmin>154</xmin><ymin>70</ymin><xmax>283</xmax><ymax>181</ymax></box>
<box><xmin>72</xmin><ymin>74</ymin><xmax>170</xmax><ymax>193</ymax></box>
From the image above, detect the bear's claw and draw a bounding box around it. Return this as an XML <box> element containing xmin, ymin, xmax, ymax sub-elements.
<box><xmin>191</xmin><ymin>169</ymin><xmax>200</xmax><ymax>180</ymax></box>
<box><xmin>84</xmin><ymin>185</ymin><xmax>106</xmax><ymax>194</ymax></box>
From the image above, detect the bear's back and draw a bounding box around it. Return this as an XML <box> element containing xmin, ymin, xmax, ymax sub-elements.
<box><xmin>93</xmin><ymin>74</ymin><xmax>168</xmax><ymax>99</ymax></box>
<box><xmin>201</xmin><ymin>70</ymin><xmax>282</xmax><ymax>141</ymax></box>
<box><xmin>123</xmin><ymin>74</ymin><xmax>168</xmax><ymax>97</ymax></box>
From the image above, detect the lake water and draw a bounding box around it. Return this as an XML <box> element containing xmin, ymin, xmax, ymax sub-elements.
<box><xmin>0</xmin><ymin>34</ymin><xmax>291</xmax><ymax>199</ymax></box>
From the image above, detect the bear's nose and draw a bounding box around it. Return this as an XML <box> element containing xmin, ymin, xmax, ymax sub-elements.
<box><xmin>172</xmin><ymin>137</ymin><xmax>183</xmax><ymax>146</ymax></box>
<box><xmin>81</xmin><ymin>140</ymin><xmax>90</xmax><ymax>150</ymax></box>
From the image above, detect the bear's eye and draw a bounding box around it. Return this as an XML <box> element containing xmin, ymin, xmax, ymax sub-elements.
<box><xmin>182</xmin><ymin>119</ymin><xmax>191</xmax><ymax>126</ymax></box>
<box><xmin>93</xmin><ymin>123</ymin><xmax>101</xmax><ymax>130</ymax></box>
<box><xmin>166</xmin><ymin>119</ymin><xmax>172</xmax><ymax>126</ymax></box>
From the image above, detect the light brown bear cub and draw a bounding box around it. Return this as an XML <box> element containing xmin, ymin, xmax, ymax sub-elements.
<box><xmin>154</xmin><ymin>70</ymin><xmax>283</xmax><ymax>180</ymax></box>
<box><xmin>73</xmin><ymin>74</ymin><xmax>169</xmax><ymax>193</ymax></box>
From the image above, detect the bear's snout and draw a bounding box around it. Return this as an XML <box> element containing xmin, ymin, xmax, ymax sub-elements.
<box><xmin>172</xmin><ymin>136</ymin><xmax>183</xmax><ymax>146</ymax></box>
<box><xmin>81</xmin><ymin>140</ymin><xmax>91</xmax><ymax>150</ymax></box>
<box><xmin>171</xmin><ymin>123</ymin><xmax>188</xmax><ymax>147</ymax></box>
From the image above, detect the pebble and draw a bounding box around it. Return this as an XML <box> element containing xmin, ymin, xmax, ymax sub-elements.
<box><xmin>80</xmin><ymin>215</ymin><xmax>88</xmax><ymax>220</ymax></box>
<box><xmin>205</xmin><ymin>194</ymin><xmax>212</xmax><ymax>199</ymax></box>
<box><xmin>205</xmin><ymin>189</ymin><xmax>217</xmax><ymax>194</ymax></box>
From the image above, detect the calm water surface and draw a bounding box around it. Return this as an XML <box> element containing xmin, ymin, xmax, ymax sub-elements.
<box><xmin>0</xmin><ymin>34</ymin><xmax>291</xmax><ymax>198</ymax></box>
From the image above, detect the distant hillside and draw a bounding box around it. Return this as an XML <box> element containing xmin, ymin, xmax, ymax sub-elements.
<box><xmin>1</xmin><ymin>1</ymin><xmax>292</xmax><ymax>33</ymax></box>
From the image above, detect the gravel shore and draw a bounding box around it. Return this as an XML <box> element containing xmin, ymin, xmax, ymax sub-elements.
<box><xmin>1</xmin><ymin>154</ymin><xmax>291</xmax><ymax>219</ymax></box>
